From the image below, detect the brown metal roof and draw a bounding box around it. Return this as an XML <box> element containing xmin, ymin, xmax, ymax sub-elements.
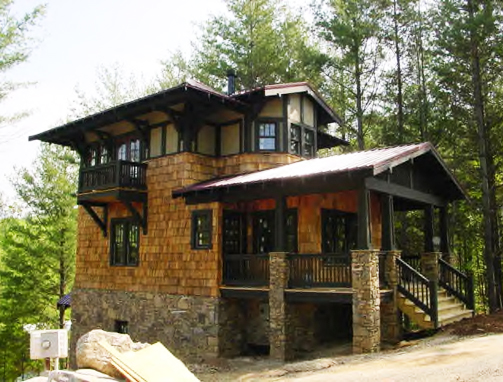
<box><xmin>173</xmin><ymin>142</ymin><xmax>464</xmax><ymax>199</ymax></box>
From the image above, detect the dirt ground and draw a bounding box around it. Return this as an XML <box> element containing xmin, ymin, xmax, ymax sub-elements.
<box><xmin>192</xmin><ymin>311</ymin><xmax>503</xmax><ymax>381</ymax></box>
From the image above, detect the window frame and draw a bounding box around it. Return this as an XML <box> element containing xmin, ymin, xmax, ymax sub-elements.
<box><xmin>288</xmin><ymin>123</ymin><xmax>316</xmax><ymax>158</ymax></box>
<box><xmin>256</xmin><ymin>121</ymin><xmax>279</xmax><ymax>152</ymax></box>
<box><xmin>191</xmin><ymin>209</ymin><xmax>213</xmax><ymax>250</ymax></box>
<box><xmin>321</xmin><ymin>209</ymin><xmax>357</xmax><ymax>255</ymax></box>
<box><xmin>110</xmin><ymin>217</ymin><xmax>140</xmax><ymax>267</ymax></box>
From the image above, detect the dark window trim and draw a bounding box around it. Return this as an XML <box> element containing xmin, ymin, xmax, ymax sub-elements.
<box><xmin>256</xmin><ymin>120</ymin><xmax>279</xmax><ymax>152</ymax></box>
<box><xmin>191</xmin><ymin>209</ymin><xmax>213</xmax><ymax>250</ymax></box>
<box><xmin>110</xmin><ymin>217</ymin><xmax>140</xmax><ymax>267</ymax></box>
<box><xmin>288</xmin><ymin>122</ymin><xmax>316</xmax><ymax>158</ymax></box>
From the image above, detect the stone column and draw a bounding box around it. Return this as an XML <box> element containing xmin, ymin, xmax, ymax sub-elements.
<box><xmin>420</xmin><ymin>252</ymin><xmax>441</xmax><ymax>282</ymax></box>
<box><xmin>381</xmin><ymin>250</ymin><xmax>402</xmax><ymax>343</ymax></box>
<box><xmin>269</xmin><ymin>252</ymin><xmax>292</xmax><ymax>361</ymax></box>
<box><xmin>352</xmin><ymin>250</ymin><xmax>381</xmax><ymax>354</ymax></box>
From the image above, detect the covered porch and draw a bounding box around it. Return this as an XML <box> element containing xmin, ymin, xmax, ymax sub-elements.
<box><xmin>173</xmin><ymin>143</ymin><xmax>470</xmax><ymax>359</ymax></box>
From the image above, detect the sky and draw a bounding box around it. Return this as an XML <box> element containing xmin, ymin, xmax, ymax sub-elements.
<box><xmin>0</xmin><ymin>0</ymin><xmax>229</xmax><ymax>199</ymax></box>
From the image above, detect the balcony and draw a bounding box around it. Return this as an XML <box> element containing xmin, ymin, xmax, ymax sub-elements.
<box><xmin>78</xmin><ymin>160</ymin><xmax>147</xmax><ymax>194</ymax></box>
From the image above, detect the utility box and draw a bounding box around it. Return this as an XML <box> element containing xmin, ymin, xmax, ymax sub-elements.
<box><xmin>30</xmin><ymin>329</ymin><xmax>68</xmax><ymax>359</ymax></box>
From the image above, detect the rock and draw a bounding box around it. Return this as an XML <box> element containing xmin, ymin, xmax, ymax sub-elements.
<box><xmin>76</xmin><ymin>329</ymin><xmax>150</xmax><ymax>378</ymax></box>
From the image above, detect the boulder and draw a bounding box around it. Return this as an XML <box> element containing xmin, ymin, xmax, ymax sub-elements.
<box><xmin>76</xmin><ymin>329</ymin><xmax>149</xmax><ymax>378</ymax></box>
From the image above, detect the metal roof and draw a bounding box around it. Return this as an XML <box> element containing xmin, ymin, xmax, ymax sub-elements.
<box><xmin>173</xmin><ymin>142</ymin><xmax>464</xmax><ymax>198</ymax></box>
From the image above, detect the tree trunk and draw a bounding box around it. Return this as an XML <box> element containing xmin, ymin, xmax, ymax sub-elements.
<box><xmin>354</xmin><ymin>34</ymin><xmax>365</xmax><ymax>150</ymax></box>
<box><xmin>393</xmin><ymin>0</ymin><xmax>405</xmax><ymax>142</ymax></box>
<box><xmin>466</xmin><ymin>0</ymin><xmax>501</xmax><ymax>312</ymax></box>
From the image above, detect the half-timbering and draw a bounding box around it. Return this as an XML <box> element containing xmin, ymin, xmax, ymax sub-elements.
<box><xmin>30</xmin><ymin>76</ymin><xmax>473</xmax><ymax>362</ymax></box>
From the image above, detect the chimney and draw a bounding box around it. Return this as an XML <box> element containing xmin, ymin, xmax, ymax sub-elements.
<box><xmin>227</xmin><ymin>69</ymin><xmax>236</xmax><ymax>95</ymax></box>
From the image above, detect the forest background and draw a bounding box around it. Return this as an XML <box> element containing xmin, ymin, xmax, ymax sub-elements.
<box><xmin>1</xmin><ymin>0</ymin><xmax>502</xmax><ymax>379</ymax></box>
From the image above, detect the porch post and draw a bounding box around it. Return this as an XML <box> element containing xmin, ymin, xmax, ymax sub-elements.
<box><xmin>439</xmin><ymin>207</ymin><xmax>451</xmax><ymax>262</ymax></box>
<box><xmin>269</xmin><ymin>252</ymin><xmax>292</xmax><ymax>361</ymax></box>
<box><xmin>424</xmin><ymin>205</ymin><xmax>435</xmax><ymax>253</ymax></box>
<box><xmin>275</xmin><ymin>196</ymin><xmax>286</xmax><ymax>252</ymax></box>
<box><xmin>352</xmin><ymin>184</ymin><xmax>380</xmax><ymax>354</ymax></box>
<box><xmin>380</xmin><ymin>194</ymin><xmax>401</xmax><ymax>343</ymax></box>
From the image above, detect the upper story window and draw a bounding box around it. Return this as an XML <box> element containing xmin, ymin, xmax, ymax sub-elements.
<box><xmin>191</xmin><ymin>210</ymin><xmax>213</xmax><ymax>249</ymax></box>
<box><xmin>86</xmin><ymin>144</ymin><xmax>109</xmax><ymax>167</ymax></box>
<box><xmin>117</xmin><ymin>137</ymin><xmax>141</xmax><ymax>162</ymax></box>
<box><xmin>257</xmin><ymin>122</ymin><xmax>277</xmax><ymax>151</ymax></box>
<box><xmin>289</xmin><ymin>124</ymin><xmax>316</xmax><ymax>158</ymax></box>
<box><xmin>110</xmin><ymin>218</ymin><xmax>140</xmax><ymax>266</ymax></box>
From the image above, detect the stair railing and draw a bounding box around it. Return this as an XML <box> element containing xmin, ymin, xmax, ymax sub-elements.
<box><xmin>439</xmin><ymin>258</ymin><xmax>475</xmax><ymax>310</ymax></box>
<box><xmin>396</xmin><ymin>257</ymin><xmax>438</xmax><ymax>328</ymax></box>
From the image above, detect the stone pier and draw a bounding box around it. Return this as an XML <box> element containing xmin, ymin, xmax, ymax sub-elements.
<box><xmin>381</xmin><ymin>250</ymin><xmax>402</xmax><ymax>343</ymax></box>
<box><xmin>352</xmin><ymin>250</ymin><xmax>381</xmax><ymax>354</ymax></box>
<box><xmin>421</xmin><ymin>252</ymin><xmax>441</xmax><ymax>282</ymax></box>
<box><xmin>269</xmin><ymin>252</ymin><xmax>292</xmax><ymax>361</ymax></box>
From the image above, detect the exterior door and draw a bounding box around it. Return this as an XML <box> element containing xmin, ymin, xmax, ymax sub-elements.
<box><xmin>322</xmin><ymin>209</ymin><xmax>357</xmax><ymax>254</ymax></box>
<box><xmin>253</xmin><ymin>211</ymin><xmax>275</xmax><ymax>254</ymax></box>
<box><xmin>223</xmin><ymin>211</ymin><xmax>246</xmax><ymax>255</ymax></box>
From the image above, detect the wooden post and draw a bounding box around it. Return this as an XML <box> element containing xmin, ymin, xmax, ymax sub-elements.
<box><xmin>424</xmin><ymin>205</ymin><xmax>434</xmax><ymax>252</ymax></box>
<box><xmin>357</xmin><ymin>186</ymin><xmax>372</xmax><ymax>250</ymax></box>
<box><xmin>439</xmin><ymin>207</ymin><xmax>450</xmax><ymax>256</ymax></box>
<box><xmin>275</xmin><ymin>196</ymin><xmax>286</xmax><ymax>252</ymax></box>
<box><xmin>381</xmin><ymin>195</ymin><xmax>395</xmax><ymax>251</ymax></box>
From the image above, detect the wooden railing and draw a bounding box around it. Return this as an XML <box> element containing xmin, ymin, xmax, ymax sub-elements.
<box><xmin>402</xmin><ymin>254</ymin><xmax>421</xmax><ymax>271</ymax></box>
<box><xmin>439</xmin><ymin>258</ymin><xmax>475</xmax><ymax>310</ymax></box>
<box><xmin>222</xmin><ymin>254</ymin><xmax>270</xmax><ymax>287</ymax></box>
<box><xmin>79</xmin><ymin>161</ymin><xmax>148</xmax><ymax>193</ymax></box>
<box><xmin>397</xmin><ymin>257</ymin><xmax>438</xmax><ymax>327</ymax></box>
<box><xmin>288</xmin><ymin>253</ymin><xmax>351</xmax><ymax>288</ymax></box>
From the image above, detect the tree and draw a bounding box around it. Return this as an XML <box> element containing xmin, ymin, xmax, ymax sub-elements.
<box><xmin>314</xmin><ymin>0</ymin><xmax>385</xmax><ymax>149</ymax></box>
<box><xmin>176</xmin><ymin>0</ymin><xmax>324</xmax><ymax>92</ymax></box>
<box><xmin>0</xmin><ymin>0</ymin><xmax>44</xmax><ymax>145</ymax></box>
<box><xmin>0</xmin><ymin>144</ymin><xmax>77</xmax><ymax>379</ymax></box>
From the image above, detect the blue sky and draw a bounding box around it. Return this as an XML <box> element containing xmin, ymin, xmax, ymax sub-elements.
<box><xmin>0</xmin><ymin>0</ymin><xmax>228</xmax><ymax>198</ymax></box>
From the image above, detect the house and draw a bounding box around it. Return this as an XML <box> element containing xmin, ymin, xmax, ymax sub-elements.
<box><xmin>29</xmin><ymin>74</ymin><xmax>473</xmax><ymax>362</ymax></box>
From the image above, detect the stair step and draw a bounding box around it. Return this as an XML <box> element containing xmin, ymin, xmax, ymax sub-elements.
<box><xmin>439</xmin><ymin>309</ymin><xmax>473</xmax><ymax>325</ymax></box>
<box><xmin>438</xmin><ymin>302</ymin><xmax>464</xmax><ymax>315</ymax></box>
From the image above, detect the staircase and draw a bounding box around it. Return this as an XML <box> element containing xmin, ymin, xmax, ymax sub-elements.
<box><xmin>397</xmin><ymin>287</ymin><xmax>473</xmax><ymax>329</ymax></box>
<box><xmin>396</xmin><ymin>257</ymin><xmax>474</xmax><ymax>330</ymax></box>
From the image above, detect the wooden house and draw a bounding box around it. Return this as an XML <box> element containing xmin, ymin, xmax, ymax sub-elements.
<box><xmin>30</xmin><ymin>75</ymin><xmax>473</xmax><ymax>362</ymax></box>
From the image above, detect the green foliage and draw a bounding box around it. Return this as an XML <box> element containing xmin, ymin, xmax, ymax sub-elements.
<box><xmin>0</xmin><ymin>144</ymin><xmax>77</xmax><ymax>380</ymax></box>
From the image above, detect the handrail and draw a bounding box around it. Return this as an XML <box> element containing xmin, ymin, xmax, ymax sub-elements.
<box><xmin>288</xmin><ymin>253</ymin><xmax>351</xmax><ymax>288</ymax></box>
<box><xmin>401</xmin><ymin>254</ymin><xmax>421</xmax><ymax>271</ymax></box>
<box><xmin>396</xmin><ymin>257</ymin><xmax>438</xmax><ymax>328</ymax></box>
<box><xmin>79</xmin><ymin>160</ymin><xmax>148</xmax><ymax>192</ymax></box>
<box><xmin>439</xmin><ymin>258</ymin><xmax>475</xmax><ymax>310</ymax></box>
<box><xmin>222</xmin><ymin>254</ymin><xmax>269</xmax><ymax>287</ymax></box>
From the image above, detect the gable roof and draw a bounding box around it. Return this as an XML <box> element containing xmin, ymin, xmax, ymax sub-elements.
<box><xmin>173</xmin><ymin>142</ymin><xmax>467</xmax><ymax>201</ymax></box>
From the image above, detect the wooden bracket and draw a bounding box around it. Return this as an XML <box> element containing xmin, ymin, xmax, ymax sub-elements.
<box><xmin>81</xmin><ymin>203</ymin><xmax>108</xmax><ymax>237</ymax></box>
<box><xmin>122</xmin><ymin>200</ymin><xmax>148</xmax><ymax>235</ymax></box>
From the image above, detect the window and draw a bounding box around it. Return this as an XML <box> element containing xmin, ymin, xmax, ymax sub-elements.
<box><xmin>253</xmin><ymin>211</ymin><xmax>275</xmax><ymax>254</ymax></box>
<box><xmin>117</xmin><ymin>137</ymin><xmax>142</xmax><ymax>162</ymax></box>
<box><xmin>321</xmin><ymin>209</ymin><xmax>357</xmax><ymax>254</ymax></box>
<box><xmin>258</xmin><ymin>122</ymin><xmax>277</xmax><ymax>151</ymax></box>
<box><xmin>223</xmin><ymin>211</ymin><xmax>246</xmax><ymax>255</ymax></box>
<box><xmin>100</xmin><ymin>146</ymin><xmax>110</xmax><ymax>164</ymax></box>
<box><xmin>115</xmin><ymin>320</ymin><xmax>129</xmax><ymax>334</ymax></box>
<box><xmin>290</xmin><ymin>125</ymin><xmax>301</xmax><ymax>155</ymax></box>
<box><xmin>110</xmin><ymin>218</ymin><xmax>140</xmax><ymax>266</ymax></box>
<box><xmin>303</xmin><ymin>130</ymin><xmax>315</xmax><ymax>158</ymax></box>
<box><xmin>192</xmin><ymin>210</ymin><xmax>212</xmax><ymax>249</ymax></box>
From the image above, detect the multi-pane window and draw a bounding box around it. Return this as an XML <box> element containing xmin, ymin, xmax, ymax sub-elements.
<box><xmin>192</xmin><ymin>210</ymin><xmax>213</xmax><ymax>249</ymax></box>
<box><xmin>290</xmin><ymin>125</ymin><xmax>301</xmax><ymax>155</ymax></box>
<box><xmin>321</xmin><ymin>209</ymin><xmax>357</xmax><ymax>254</ymax></box>
<box><xmin>223</xmin><ymin>211</ymin><xmax>246</xmax><ymax>255</ymax></box>
<box><xmin>258</xmin><ymin>122</ymin><xmax>277</xmax><ymax>151</ymax></box>
<box><xmin>303</xmin><ymin>130</ymin><xmax>315</xmax><ymax>158</ymax></box>
<box><xmin>110</xmin><ymin>219</ymin><xmax>140</xmax><ymax>266</ymax></box>
<box><xmin>117</xmin><ymin>138</ymin><xmax>141</xmax><ymax>162</ymax></box>
<box><xmin>100</xmin><ymin>146</ymin><xmax>110</xmax><ymax>164</ymax></box>
<box><xmin>87</xmin><ymin>145</ymin><xmax>110</xmax><ymax>167</ymax></box>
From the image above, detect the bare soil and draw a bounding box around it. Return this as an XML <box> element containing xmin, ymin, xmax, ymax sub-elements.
<box><xmin>192</xmin><ymin>312</ymin><xmax>503</xmax><ymax>381</ymax></box>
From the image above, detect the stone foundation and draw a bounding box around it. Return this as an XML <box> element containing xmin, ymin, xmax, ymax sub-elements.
<box><xmin>70</xmin><ymin>288</ymin><xmax>221</xmax><ymax>367</ymax></box>
<box><xmin>351</xmin><ymin>250</ymin><xmax>381</xmax><ymax>354</ymax></box>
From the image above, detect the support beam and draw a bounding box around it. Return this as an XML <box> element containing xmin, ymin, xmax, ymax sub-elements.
<box><xmin>122</xmin><ymin>200</ymin><xmax>148</xmax><ymax>235</ymax></box>
<box><xmin>381</xmin><ymin>195</ymin><xmax>395</xmax><ymax>251</ymax></box>
<box><xmin>439</xmin><ymin>207</ymin><xmax>450</xmax><ymax>255</ymax></box>
<box><xmin>81</xmin><ymin>204</ymin><xmax>108</xmax><ymax>237</ymax></box>
<box><xmin>424</xmin><ymin>205</ymin><xmax>435</xmax><ymax>252</ymax></box>
<box><xmin>357</xmin><ymin>186</ymin><xmax>372</xmax><ymax>250</ymax></box>
<box><xmin>275</xmin><ymin>196</ymin><xmax>286</xmax><ymax>252</ymax></box>
<box><xmin>365</xmin><ymin>177</ymin><xmax>445</xmax><ymax>207</ymax></box>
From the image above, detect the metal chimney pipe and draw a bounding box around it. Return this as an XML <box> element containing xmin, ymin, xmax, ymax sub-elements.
<box><xmin>227</xmin><ymin>69</ymin><xmax>236</xmax><ymax>95</ymax></box>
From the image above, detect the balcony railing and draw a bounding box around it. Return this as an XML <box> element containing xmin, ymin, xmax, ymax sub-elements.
<box><xmin>222</xmin><ymin>254</ymin><xmax>270</xmax><ymax>287</ymax></box>
<box><xmin>78</xmin><ymin>160</ymin><xmax>147</xmax><ymax>193</ymax></box>
<box><xmin>289</xmin><ymin>253</ymin><xmax>351</xmax><ymax>288</ymax></box>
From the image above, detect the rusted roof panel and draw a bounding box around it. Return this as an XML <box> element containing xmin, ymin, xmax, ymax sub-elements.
<box><xmin>174</xmin><ymin>142</ymin><xmax>434</xmax><ymax>195</ymax></box>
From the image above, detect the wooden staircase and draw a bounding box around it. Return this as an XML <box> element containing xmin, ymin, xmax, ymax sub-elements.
<box><xmin>397</xmin><ymin>288</ymin><xmax>473</xmax><ymax>329</ymax></box>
